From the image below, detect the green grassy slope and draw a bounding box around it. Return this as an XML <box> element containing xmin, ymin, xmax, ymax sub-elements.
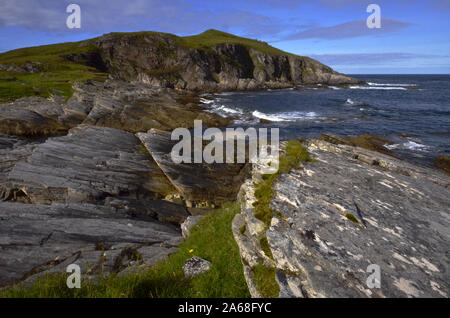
<box><xmin>0</xmin><ymin>42</ymin><xmax>107</xmax><ymax>102</ymax></box>
<box><xmin>179</xmin><ymin>29</ymin><xmax>300</xmax><ymax>56</ymax></box>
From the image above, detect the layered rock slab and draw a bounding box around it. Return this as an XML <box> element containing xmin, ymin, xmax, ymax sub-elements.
<box><xmin>270</xmin><ymin>140</ymin><xmax>449</xmax><ymax>297</ymax></box>
<box><xmin>4</xmin><ymin>125</ymin><xmax>176</xmax><ymax>207</ymax></box>
<box><xmin>0</xmin><ymin>201</ymin><xmax>182</xmax><ymax>286</ymax></box>
<box><xmin>137</xmin><ymin>129</ymin><xmax>250</xmax><ymax>206</ymax></box>
<box><xmin>234</xmin><ymin>139</ymin><xmax>449</xmax><ymax>298</ymax></box>
<box><xmin>0</xmin><ymin>125</ymin><xmax>192</xmax><ymax>287</ymax></box>
<box><xmin>78</xmin><ymin>80</ymin><xmax>230</xmax><ymax>132</ymax></box>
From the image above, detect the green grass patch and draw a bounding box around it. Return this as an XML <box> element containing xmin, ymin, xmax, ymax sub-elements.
<box><xmin>259</xmin><ymin>236</ymin><xmax>274</xmax><ymax>261</ymax></box>
<box><xmin>252</xmin><ymin>263</ymin><xmax>279</xmax><ymax>298</ymax></box>
<box><xmin>345</xmin><ymin>213</ymin><xmax>359</xmax><ymax>224</ymax></box>
<box><xmin>0</xmin><ymin>41</ymin><xmax>107</xmax><ymax>102</ymax></box>
<box><xmin>253</xmin><ymin>140</ymin><xmax>314</xmax><ymax>227</ymax></box>
<box><xmin>179</xmin><ymin>30</ymin><xmax>301</xmax><ymax>57</ymax></box>
<box><xmin>249</xmin><ymin>140</ymin><xmax>314</xmax><ymax>298</ymax></box>
<box><xmin>0</xmin><ymin>202</ymin><xmax>250</xmax><ymax>298</ymax></box>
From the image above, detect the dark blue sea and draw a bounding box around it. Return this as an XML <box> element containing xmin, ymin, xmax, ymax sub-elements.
<box><xmin>201</xmin><ymin>75</ymin><xmax>450</xmax><ymax>168</ymax></box>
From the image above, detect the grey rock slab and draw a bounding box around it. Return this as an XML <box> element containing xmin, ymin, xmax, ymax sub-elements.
<box><xmin>137</xmin><ymin>129</ymin><xmax>250</xmax><ymax>205</ymax></box>
<box><xmin>0</xmin><ymin>201</ymin><xmax>183</xmax><ymax>287</ymax></box>
<box><xmin>3</xmin><ymin>125</ymin><xmax>176</xmax><ymax>208</ymax></box>
<box><xmin>137</xmin><ymin>245</ymin><xmax>178</xmax><ymax>265</ymax></box>
<box><xmin>181</xmin><ymin>215</ymin><xmax>204</xmax><ymax>238</ymax></box>
<box><xmin>0</xmin><ymin>79</ymin><xmax>230</xmax><ymax>138</ymax></box>
<box><xmin>267</xmin><ymin>140</ymin><xmax>450</xmax><ymax>298</ymax></box>
<box><xmin>80</xmin><ymin>80</ymin><xmax>230</xmax><ymax>133</ymax></box>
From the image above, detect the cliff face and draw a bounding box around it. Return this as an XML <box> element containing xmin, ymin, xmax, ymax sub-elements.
<box><xmin>86</xmin><ymin>30</ymin><xmax>360</xmax><ymax>91</ymax></box>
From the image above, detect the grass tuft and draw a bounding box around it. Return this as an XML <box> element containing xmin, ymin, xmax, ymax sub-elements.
<box><xmin>252</xmin><ymin>263</ymin><xmax>279</xmax><ymax>298</ymax></box>
<box><xmin>345</xmin><ymin>213</ymin><xmax>359</xmax><ymax>224</ymax></box>
<box><xmin>250</xmin><ymin>140</ymin><xmax>314</xmax><ymax>298</ymax></box>
<box><xmin>253</xmin><ymin>140</ymin><xmax>313</xmax><ymax>227</ymax></box>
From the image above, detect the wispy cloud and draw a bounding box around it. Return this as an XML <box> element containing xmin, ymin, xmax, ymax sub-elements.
<box><xmin>280</xmin><ymin>19</ymin><xmax>412</xmax><ymax>41</ymax></box>
<box><xmin>0</xmin><ymin>0</ymin><xmax>288</xmax><ymax>38</ymax></box>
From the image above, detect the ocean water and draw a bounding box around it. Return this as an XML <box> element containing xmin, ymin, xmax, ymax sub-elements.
<box><xmin>201</xmin><ymin>75</ymin><xmax>450</xmax><ymax>167</ymax></box>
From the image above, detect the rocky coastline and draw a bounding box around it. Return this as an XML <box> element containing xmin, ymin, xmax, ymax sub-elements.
<box><xmin>0</xmin><ymin>30</ymin><xmax>448</xmax><ymax>297</ymax></box>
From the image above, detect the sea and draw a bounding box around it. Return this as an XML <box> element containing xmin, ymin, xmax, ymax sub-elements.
<box><xmin>200</xmin><ymin>75</ymin><xmax>450</xmax><ymax>168</ymax></box>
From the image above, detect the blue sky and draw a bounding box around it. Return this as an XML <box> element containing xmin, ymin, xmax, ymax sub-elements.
<box><xmin>0</xmin><ymin>0</ymin><xmax>449</xmax><ymax>74</ymax></box>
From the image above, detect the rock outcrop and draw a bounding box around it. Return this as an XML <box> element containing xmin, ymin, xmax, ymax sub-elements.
<box><xmin>137</xmin><ymin>129</ymin><xmax>250</xmax><ymax>206</ymax></box>
<box><xmin>436</xmin><ymin>156</ymin><xmax>450</xmax><ymax>174</ymax></box>
<box><xmin>0</xmin><ymin>80</ymin><xmax>230</xmax><ymax>137</ymax></box>
<box><xmin>0</xmin><ymin>125</ymin><xmax>248</xmax><ymax>287</ymax></box>
<box><xmin>233</xmin><ymin>138</ymin><xmax>449</xmax><ymax>298</ymax></box>
<box><xmin>0</xmin><ymin>201</ymin><xmax>181</xmax><ymax>287</ymax></box>
<box><xmin>83</xmin><ymin>30</ymin><xmax>361</xmax><ymax>91</ymax></box>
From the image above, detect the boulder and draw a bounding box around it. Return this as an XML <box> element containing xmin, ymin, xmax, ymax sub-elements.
<box><xmin>436</xmin><ymin>156</ymin><xmax>450</xmax><ymax>174</ymax></box>
<box><xmin>182</xmin><ymin>256</ymin><xmax>211</xmax><ymax>278</ymax></box>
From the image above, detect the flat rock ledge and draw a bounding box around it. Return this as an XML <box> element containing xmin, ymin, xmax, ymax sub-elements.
<box><xmin>0</xmin><ymin>125</ymin><xmax>247</xmax><ymax>287</ymax></box>
<box><xmin>233</xmin><ymin>139</ymin><xmax>449</xmax><ymax>298</ymax></box>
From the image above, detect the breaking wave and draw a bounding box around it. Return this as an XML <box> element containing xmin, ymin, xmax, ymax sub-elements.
<box><xmin>252</xmin><ymin>110</ymin><xmax>318</xmax><ymax>122</ymax></box>
<box><xmin>350</xmin><ymin>85</ymin><xmax>408</xmax><ymax>90</ymax></box>
<box><xmin>385</xmin><ymin>140</ymin><xmax>431</xmax><ymax>152</ymax></box>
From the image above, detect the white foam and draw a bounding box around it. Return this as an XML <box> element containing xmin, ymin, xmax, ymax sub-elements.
<box><xmin>346</xmin><ymin>98</ymin><xmax>355</xmax><ymax>105</ymax></box>
<box><xmin>200</xmin><ymin>98</ymin><xmax>214</xmax><ymax>104</ymax></box>
<box><xmin>252</xmin><ymin>110</ymin><xmax>317</xmax><ymax>122</ymax></box>
<box><xmin>404</xmin><ymin>141</ymin><xmax>430</xmax><ymax>151</ymax></box>
<box><xmin>350</xmin><ymin>86</ymin><xmax>407</xmax><ymax>90</ymax></box>
<box><xmin>368</xmin><ymin>82</ymin><xmax>417</xmax><ymax>87</ymax></box>
<box><xmin>215</xmin><ymin>105</ymin><xmax>243</xmax><ymax>114</ymax></box>
<box><xmin>385</xmin><ymin>141</ymin><xmax>431</xmax><ymax>152</ymax></box>
<box><xmin>206</xmin><ymin>103</ymin><xmax>244</xmax><ymax>117</ymax></box>
<box><xmin>385</xmin><ymin>144</ymin><xmax>400</xmax><ymax>150</ymax></box>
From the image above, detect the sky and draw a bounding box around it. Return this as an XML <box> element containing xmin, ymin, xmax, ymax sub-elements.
<box><xmin>0</xmin><ymin>0</ymin><xmax>449</xmax><ymax>74</ymax></box>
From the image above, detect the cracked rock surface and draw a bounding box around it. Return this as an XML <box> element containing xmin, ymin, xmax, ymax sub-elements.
<box><xmin>0</xmin><ymin>124</ymin><xmax>246</xmax><ymax>287</ymax></box>
<box><xmin>0</xmin><ymin>80</ymin><xmax>230</xmax><ymax>138</ymax></box>
<box><xmin>0</xmin><ymin>201</ymin><xmax>182</xmax><ymax>286</ymax></box>
<box><xmin>234</xmin><ymin>138</ymin><xmax>449</xmax><ymax>298</ymax></box>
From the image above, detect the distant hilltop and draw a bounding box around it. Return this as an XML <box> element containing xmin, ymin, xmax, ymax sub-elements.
<box><xmin>0</xmin><ymin>29</ymin><xmax>361</xmax><ymax>102</ymax></box>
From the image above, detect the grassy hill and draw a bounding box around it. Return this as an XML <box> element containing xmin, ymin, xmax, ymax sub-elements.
<box><xmin>0</xmin><ymin>29</ymin><xmax>341</xmax><ymax>103</ymax></box>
